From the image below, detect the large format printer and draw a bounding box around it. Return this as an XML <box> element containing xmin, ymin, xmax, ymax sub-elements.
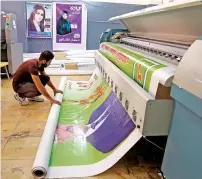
<box><xmin>97</xmin><ymin>0</ymin><xmax>202</xmax><ymax>178</ymax></box>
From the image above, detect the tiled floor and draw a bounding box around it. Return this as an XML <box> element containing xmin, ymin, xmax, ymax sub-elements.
<box><xmin>1</xmin><ymin>76</ymin><xmax>162</xmax><ymax>179</ymax></box>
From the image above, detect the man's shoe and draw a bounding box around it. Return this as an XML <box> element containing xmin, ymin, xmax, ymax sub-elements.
<box><xmin>14</xmin><ymin>94</ymin><xmax>30</xmax><ymax>106</ymax></box>
<box><xmin>28</xmin><ymin>96</ymin><xmax>44</xmax><ymax>102</ymax></box>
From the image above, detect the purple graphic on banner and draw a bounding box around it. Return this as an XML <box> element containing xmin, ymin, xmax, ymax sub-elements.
<box><xmin>56</xmin><ymin>4</ymin><xmax>82</xmax><ymax>44</ymax></box>
<box><xmin>87</xmin><ymin>92</ymin><xmax>136</xmax><ymax>153</ymax></box>
<box><xmin>56</xmin><ymin>91</ymin><xmax>136</xmax><ymax>154</ymax></box>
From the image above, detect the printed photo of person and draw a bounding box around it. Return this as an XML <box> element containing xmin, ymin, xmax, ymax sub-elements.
<box><xmin>28</xmin><ymin>4</ymin><xmax>45</xmax><ymax>32</ymax></box>
<box><xmin>26</xmin><ymin>2</ymin><xmax>52</xmax><ymax>38</ymax></box>
<box><xmin>57</xmin><ymin>10</ymin><xmax>71</xmax><ymax>35</ymax></box>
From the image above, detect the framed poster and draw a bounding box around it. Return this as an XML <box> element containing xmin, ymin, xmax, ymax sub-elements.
<box><xmin>53</xmin><ymin>3</ymin><xmax>87</xmax><ymax>50</ymax></box>
<box><xmin>26</xmin><ymin>2</ymin><xmax>52</xmax><ymax>38</ymax></box>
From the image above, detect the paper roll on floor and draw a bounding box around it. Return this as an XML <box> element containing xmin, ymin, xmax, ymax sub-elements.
<box><xmin>31</xmin><ymin>76</ymin><xmax>67</xmax><ymax>178</ymax></box>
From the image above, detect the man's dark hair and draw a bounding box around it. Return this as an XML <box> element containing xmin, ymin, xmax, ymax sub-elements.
<box><xmin>39</xmin><ymin>50</ymin><xmax>54</xmax><ymax>61</ymax></box>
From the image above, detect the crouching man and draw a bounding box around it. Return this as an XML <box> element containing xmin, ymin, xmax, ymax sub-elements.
<box><xmin>12</xmin><ymin>50</ymin><xmax>63</xmax><ymax>106</ymax></box>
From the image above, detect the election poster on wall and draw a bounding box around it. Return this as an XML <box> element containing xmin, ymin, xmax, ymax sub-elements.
<box><xmin>53</xmin><ymin>3</ymin><xmax>87</xmax><ymax>50</ymax></box>
<box><xmin>26</xmin><ymin>2</ymin><xmax>52</xmax><ymax>38</ymax></box>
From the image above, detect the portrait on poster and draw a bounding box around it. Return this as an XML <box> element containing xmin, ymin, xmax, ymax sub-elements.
<box><xmin>26</xmin><ymin>2</ymin><xmax>52</xmax><ymax>38</ymax></box>
<box><xmin>56</xmin><ymin>3</ymin><xmax>82</xmax><ymax>44</ymax></box>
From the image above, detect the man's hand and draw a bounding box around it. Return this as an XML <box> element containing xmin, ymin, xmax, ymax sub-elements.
<box><xmin>50</xmin><ymin>99</ymin><xmax>61</xmax><ymax>105</ymax></box>
<box><xmin>53</xmin><ymin>89</ymin><xmax>63</xmax><ymax>96</ymax></box>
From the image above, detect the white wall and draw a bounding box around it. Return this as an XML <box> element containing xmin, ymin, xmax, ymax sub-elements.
<box><xmin>162</xmin><ymin>0</ymin><xmax>192</xmax><ymax>3</ymax></box>
<box><xmin>85</xmin><ymin>0</ymin><xmax>162</xmax><ymax>5</ymax></box>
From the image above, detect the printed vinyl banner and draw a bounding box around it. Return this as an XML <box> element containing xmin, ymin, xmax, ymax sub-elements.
<box><xmin>99</xmin><ymin>42</ymin><xmax>175</xmax><ymax>97</ymax></box>
<box><xmin>26</xmin><ymin>2</ymin><xmax>52</xmax><ymax>38</ymax></box>
<box><xmin>53</xmin><ymin>3</ymin><xmax>87</xmax><ymax>51</ymax></box>
<box><xmin>32</xmin><ymin>68</ymin><xmax>142</xmax><ymax>178</ymax></box>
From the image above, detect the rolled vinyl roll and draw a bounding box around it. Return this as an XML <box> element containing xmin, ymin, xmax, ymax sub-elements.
<box><xmin>31</xmin><ymin>76</ymin><xmax>67</xmax><ymax>178</ymax></box>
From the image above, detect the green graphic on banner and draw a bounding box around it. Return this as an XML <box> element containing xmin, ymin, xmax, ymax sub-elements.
<box><xmin>49</xmin><ymin>83</ymin><xmax>112</xmax><ymax>166</ymax></box>
<box><xmin>99</xmin><ymin>42</ymin><xmax>166</xmax><ymax>91</ymax></box>
<box><xmin>49</xmin><ymin>70</ymin><xmax>136</xmax><ymax>166</ymax></box>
